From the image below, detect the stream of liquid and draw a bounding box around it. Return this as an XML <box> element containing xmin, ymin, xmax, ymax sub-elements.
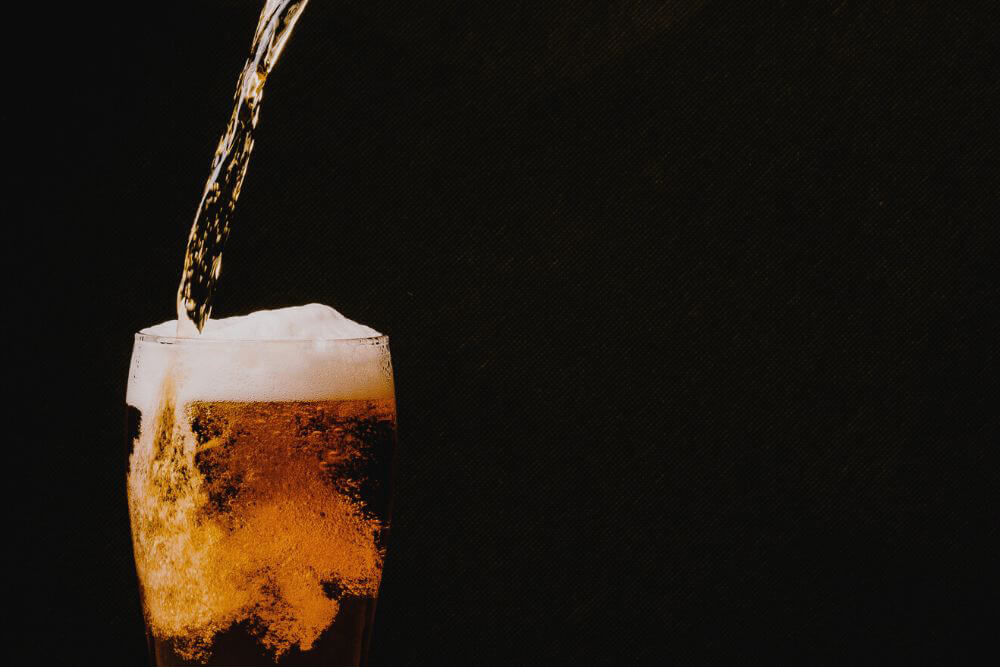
<box><xmin>176</xmin><ymin>0</ymin><xmax>310</xmax><ymax>336</ymax></box>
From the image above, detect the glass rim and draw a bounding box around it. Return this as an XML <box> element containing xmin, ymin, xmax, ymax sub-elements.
<box><xmin>134</xmin><ymin>331</ymin><xmax>390</xmax><ymax>347</ymax></box>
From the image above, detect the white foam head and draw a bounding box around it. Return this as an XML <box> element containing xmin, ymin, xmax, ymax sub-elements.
<box><xmin>127</xmin><ymin>305</ymin><xmax>392</xmax><ymax>412</ymax></box>
<box><xmin>142</xmin><ymin>303</ymin><xmax>381</xmax><ymax>340</ymax></box>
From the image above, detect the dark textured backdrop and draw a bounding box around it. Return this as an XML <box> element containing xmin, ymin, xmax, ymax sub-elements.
<box><xmin>10</xmin><ymin>1</ymin><xmax>998</xmax><ymax>663</ymax></box>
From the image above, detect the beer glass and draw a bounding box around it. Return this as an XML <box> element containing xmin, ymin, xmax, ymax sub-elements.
<box><xmin>125</xmin><ymin>332</ymin><xmax>398</xmax><ymax>666</ymax></box>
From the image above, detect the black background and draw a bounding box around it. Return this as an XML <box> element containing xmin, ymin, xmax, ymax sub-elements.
<box><xmin>9</xmin><ymin>1</ymin><xmax>998</xmax><ymax>663</ymax></box>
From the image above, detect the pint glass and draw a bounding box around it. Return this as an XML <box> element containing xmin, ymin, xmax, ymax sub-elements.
<box><xmin>125</xmin><ymin>332</ymin><xmax>397</xmax><ymax>666</ymax></box>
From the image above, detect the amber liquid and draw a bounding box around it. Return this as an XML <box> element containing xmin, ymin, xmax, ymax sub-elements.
<box><xmin>176</xmin><ymin>0</ymin><xmax>310</xmax><ymax>335</ymax></box>
<box><xmin>127</xmin><ymin>398</ymin><xmax>397</xmax><ymax>666</ymax></box>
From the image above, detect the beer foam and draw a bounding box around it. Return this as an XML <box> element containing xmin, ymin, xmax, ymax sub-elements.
<box><xmin>127</xmin><ymin>305</ymin><xmax>392</xmax><ymax>412</ymax></box>
<box><xmin>142</xmin><ymin>303</ymin><xmax>381</xmax><ymax>340</ymax></box>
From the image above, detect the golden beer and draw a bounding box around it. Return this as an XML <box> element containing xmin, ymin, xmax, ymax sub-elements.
<box><xmin>126</xmin><ymin>330</ymin><xmax>397</xmax><ymax>665</ymax></box>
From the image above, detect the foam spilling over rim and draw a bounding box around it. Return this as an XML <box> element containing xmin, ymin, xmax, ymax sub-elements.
<box><xmin>127</xmin><ymin>305</ymin><xmax>392</xmax><ymax>410</ymax></box>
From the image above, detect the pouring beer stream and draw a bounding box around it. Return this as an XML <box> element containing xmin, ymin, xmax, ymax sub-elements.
<box><xmin>177</xmin><ymin>0</ymin><xmax>310</xmax><ymax>336</ymax></box>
